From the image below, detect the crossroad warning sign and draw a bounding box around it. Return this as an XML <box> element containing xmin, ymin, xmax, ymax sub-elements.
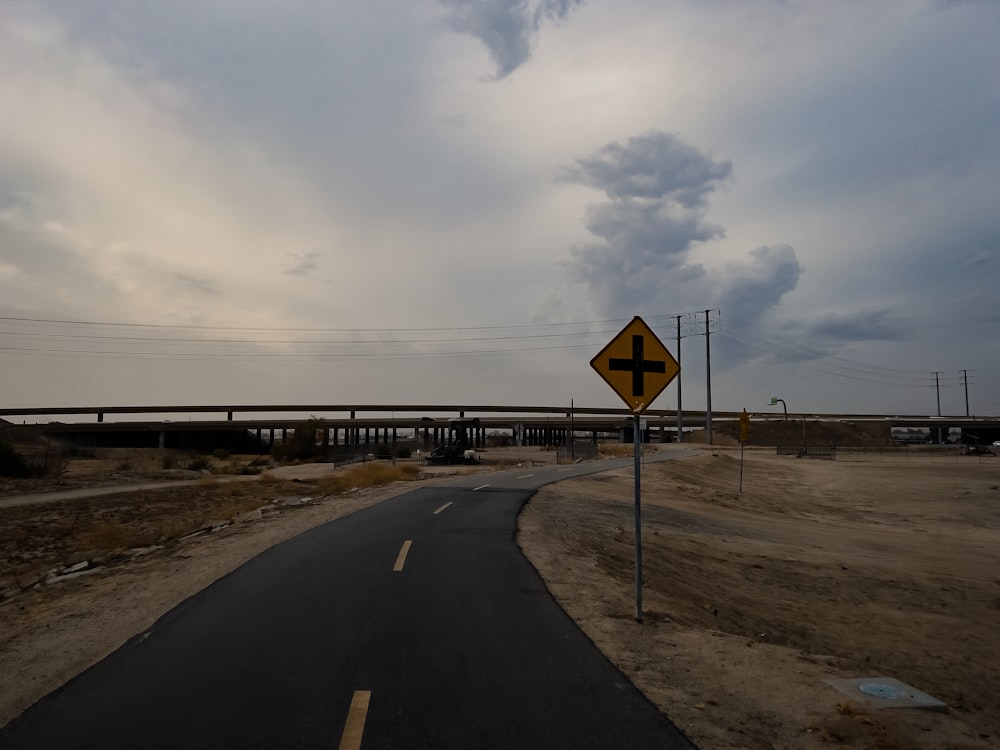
<box><xmin>590</xmin><ymin>316</ymin><xmax>679</xmax><ymax>413</ymax></box>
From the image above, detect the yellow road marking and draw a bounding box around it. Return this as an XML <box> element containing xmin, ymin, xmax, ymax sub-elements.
<box><xmin>393</xmin><ymin>540</ymin><xmax>412</xmax><ymax>572</ymax></box>
<box><xmin>338</xmin><ymin>690</ymin><xmax>371</xmax><ymax>750</ymax></box>
<box><xmin>433</xmin><ymin>502</ymin><xmax>452</xmax><ymax>515</ymax></box>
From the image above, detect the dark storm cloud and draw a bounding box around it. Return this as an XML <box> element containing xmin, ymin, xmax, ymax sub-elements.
<box><xmin>558</xmin><ymin>131</ymin><xmax>732</xmax><ymax>207</ymax></box>
<box><xmin>561</xmin><ymin>130</ymin><xmax>739</xmax><ymax>316</ymax></box>
<box><xmin>714</xmin><ymin>245</ymin><xmax>802</xmax><ymax>328</ymax></box>
<box><xmin>440</xmin><ymin>0</ymin><xmax>584</xmax><ymax>78</ymax></box>
<box><xmin>579</xmin><ymin>201</ymin><xmax>724</xmax><ymax>268</ymax></box>
<box><xmin>795</xmin><ymin>309</ymin><xmax>905</xmax><ymax>343</ymax></box>
<box><xmin>731</xmin><ymin>308</ymin><xmax>906</xmax><ymax>368</ymax></box>
<box><xmin>561</xmin><ymin>133</ymin><xmax>805</xmax><ymax>354</ymax></box>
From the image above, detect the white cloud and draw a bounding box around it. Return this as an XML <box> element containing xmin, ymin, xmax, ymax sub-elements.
<box><xmin>0</xmin><ymin>7</ymin><xmax>357</xmax><ymax>329</ymax></box>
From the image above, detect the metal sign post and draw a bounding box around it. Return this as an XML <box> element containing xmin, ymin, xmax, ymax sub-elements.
<box><xmin>590</xmin><ymin>316</ymin><xmax>679</xmax><ymax>623</ymax></box>
<box><xmin>632</xmin><ymin>413</ymin><xmax>643</xmax><ymax>621</ymax></box>
<box><xmin>739</xmin><ymin>409</ymin><xmax>750</xmax><ymax>492</ymax></box>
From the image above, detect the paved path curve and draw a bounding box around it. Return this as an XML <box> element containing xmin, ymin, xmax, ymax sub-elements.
<box><xmin>1</xmin><ymin>450</ymin><xmax>699</xmax><ymax>749</ymax></box>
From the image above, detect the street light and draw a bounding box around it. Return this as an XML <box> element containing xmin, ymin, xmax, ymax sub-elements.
<box><xmin>769</xmin><ymin>397</ymin><xmax>788</xmax><ymax>420</ymax></box>
<box><xmin>769</xmin><ymin>397</ymin><xmax>807</xmax><ymax>454</ymax></box>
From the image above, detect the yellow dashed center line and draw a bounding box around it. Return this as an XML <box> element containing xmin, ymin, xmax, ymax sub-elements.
<box><xmin>393</xmin><ymin>540</ymin><xmax>412</xmax><ymax>572</ymax></box>
<box><xmin>433</xmin><ymin>502</ymin><xmax>453</xmax><ymax>515</ymax></box>
<box><xmin>338</xmin><ymin>690</ymin><xmax>371</xmax><ymax>750</ymax></box>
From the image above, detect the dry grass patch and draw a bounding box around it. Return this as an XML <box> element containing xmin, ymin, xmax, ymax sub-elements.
<box><xmin>75</xmin><ymin>521</ymin><xmax>132</xmax><ymax>554</ymax></box>
<box><xmin>318</xmin><ymin>462</ymin><xmax>420</xmax><ymax>495</ymax></box>
<box><xmin>598</xmin><ymin>444</ymin><xmax>658</xmax><ymax>458</ymax></box>
<box><xmin>71</xmin><ymin>492</ymin><xmax>265</xmax><ymax>555</ymax></box>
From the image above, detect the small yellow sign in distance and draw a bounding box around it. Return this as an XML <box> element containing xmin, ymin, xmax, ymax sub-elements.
<box><xmin>739</xmin><ymin>408</ymin><xmax>750</xmax><ymax>442</ymax></box>
<box><xmin>591</xmin><ymin>316</ymin><xmax>680</xmax><ymax>413</ymax></box>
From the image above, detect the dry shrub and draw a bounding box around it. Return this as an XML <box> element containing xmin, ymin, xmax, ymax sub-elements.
<box><xmin>207</xmin><ymin>497</ymin><xmax>263</xmax><ymax>522</ymax></box>
<box><xmin>146</xmin><ymin>517</ymin><xmax>199</xmax><ymax>543</ymax></box>
<box><xmin>317</xmin><ymin>462</ymin><xmax>419</xmax><ymax>495</ymax></box>
<box><xmin>317</xmin><ymin>474</ymin><xmax>353</xmax><ymax>495</ymax></box>
<box><xmin>258</xmin><ymin>472</ymin><xmax>282</xmax><ymax>484</ymax></box>
<box><xmin>219</xmin><ymin>481</ymin><xmax>251</xmax><ymax>498</ymax></box>
<box><xmin>77</xmin><ymin>521</ymin><xmax>132</xmax><ymax>552</ymax></box>
<box><xmin>600</xmin><ymin>444</ymin><xmax>634</xmax><ymax>457</ymax></box>
<box><xmin>598</xmin><ymin>444</ymin><xmax>658</xmax><ymax>458</ymax></box>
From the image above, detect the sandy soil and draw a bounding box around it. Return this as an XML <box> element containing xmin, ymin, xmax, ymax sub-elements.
<box><xmin>520</xmin><ymin>447</ymin><xmax>1000</xmax><ymax>749</ymax></box>
<box><xmin>2</xmin><ymin>446</ymin><xmax>999</xmax><ymax>749</ymax></box>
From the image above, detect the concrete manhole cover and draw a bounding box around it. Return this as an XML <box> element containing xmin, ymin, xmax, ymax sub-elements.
<box><xmin>858</xmin><ymin>682</ymin><xmax>907</xmax><ymax>700</ymax></box>
<box><xmin>826</xmin><ymin>677</ymin><xmax>948</xmax><ymax>712</ymax></box>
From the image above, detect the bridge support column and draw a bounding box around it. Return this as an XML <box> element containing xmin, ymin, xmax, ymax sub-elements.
<box><xmin>158</xmin><ymin>431</ymin><xmax>166</xmax><ymax>449</ymax></box>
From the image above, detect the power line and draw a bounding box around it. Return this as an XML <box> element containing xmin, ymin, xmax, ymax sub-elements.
<box><xmin>0</xmin><ymin>313</ymin><xmax>662</xmax><ymax>335</ymax></box>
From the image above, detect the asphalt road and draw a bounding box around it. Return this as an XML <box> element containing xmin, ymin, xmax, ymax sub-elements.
<box><xmin>1</xmin><ymin>451</ymin><xmax>698</xmax><ymax>749</ymax></box>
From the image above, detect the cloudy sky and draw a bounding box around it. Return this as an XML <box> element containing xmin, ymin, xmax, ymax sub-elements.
<box><xmin>2</xmin><ymin>0</ymin><xmax>998</xmax><ymax>420</ymax></box>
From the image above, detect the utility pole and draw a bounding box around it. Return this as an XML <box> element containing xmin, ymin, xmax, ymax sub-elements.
<box><xmin>570</xmin><ymin>398</ymin><xmax>575</xmax><ymax>461</ymax></box>
<box><xmin>962</xmin><ymin>369</ymin><xmax>969</xmax><ymax>417</ymax></box>
<box><xmin>934</xmin><ymin>371</ymin><xmax>941</xmax><ymax>417</ymax></box>
<box><xmin>676</xmin><ymin>315</ymin><xmax>683</xmax><ymax>443</ymax></box>
<box><xmin>704</xmin><ymin>309</ymin><xmax>713</xmax><ymax>446</ymax></box>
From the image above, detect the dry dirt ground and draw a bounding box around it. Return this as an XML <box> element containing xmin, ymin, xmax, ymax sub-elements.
<box><xmin>2</xmin><ymin>446</ymin><xmax>999</xmax><ymax>749</ymax></box>
<box><xmin>520</xmin><ymin>447</ymin><xmax>1000</xmax><ymax>749</ymax></box>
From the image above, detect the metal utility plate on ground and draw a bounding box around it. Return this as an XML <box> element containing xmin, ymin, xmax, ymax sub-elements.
<box><xmin>826</xmin><ymin>677</ymin><xmax>948</xmax><ymax>712</ymax></box>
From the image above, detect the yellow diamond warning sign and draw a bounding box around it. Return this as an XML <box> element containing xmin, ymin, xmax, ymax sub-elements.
<box><xmin>590</xmin><ymin>316</ymin><xmax>679</xmax><ymax>413</ymax></box>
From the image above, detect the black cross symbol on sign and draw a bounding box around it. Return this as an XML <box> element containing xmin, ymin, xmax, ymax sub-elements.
<box><xmin>609</xmin><ymin>335</ymin><xmax>666</xmax><ymax>397</ymax></box>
